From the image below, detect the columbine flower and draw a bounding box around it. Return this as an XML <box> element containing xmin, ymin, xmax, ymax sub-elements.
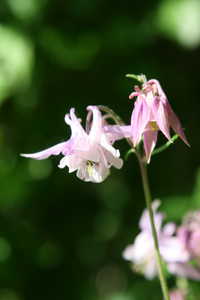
<box><xmin>122</xmin><ymin>200</ymin><xmax>189</xmax><ymax>279</ymax></box>
<box><xmin>168</xmin><ymin>211</ymin><xmax>200</xmax><ymax>280</ymax></box>
<box><xmin>129</xmin><ymin>79</ymin><xmax>189</xmax><ymax>162</ymax></box>
<box><xmin>168</xmin><ymin>262</ymin><xmax>200</xmax><ymax>280</ymax></box>
<box><xmin>21</xmin><ymin>106</ymin><xmax>123</xmax><ymax>183</ymax></box>
<box><xmin>179</xmin><ymin>211</ymin><xmax>200</xmax><ymax>259</ymax></box>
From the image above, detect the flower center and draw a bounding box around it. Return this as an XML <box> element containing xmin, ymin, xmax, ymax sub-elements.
<box><xmin>86</xmin><ymin>160</ymin><xmax>99</xmax><ymax>176</ymax></box>
<box><xmin>149</xmin><ymin>121</ymin><xmax>159</xmax><ymax>131</ymax></box>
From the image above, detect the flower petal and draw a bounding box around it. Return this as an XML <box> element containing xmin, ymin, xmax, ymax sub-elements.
<box><xmin>104</xmin><ymin>125</ymin><xmax>132</xmax><ymax>142</ymax></box>
<box><xmin>65</xmin><ymin>108</ymin><xmax>85</xmax><ymax>136</ymax></box>
<box><xmin>160</xmin><ymin>237</ymin><xmax>189</xmax><ymax>263</ymax></box>
<box><xmin>20</xmin><ymin>142</ymin><xmax>68</xmax><ymax>160</ymax></box>
<box><xmin>166</xmin><ymin>102</ymin><xmax>190</xmax><ymax>146</ymax></box>
<box><xmin>163</xmin><ymin>223</ymin><xmax>176</xmax><ymax>236</ymax></box>
<box><xmin>139</xmin><ymin>200</ymin><xmax>163</xmax><ymax>232</ymax></box>
<box><xmin>131</xmin><ymin>95</ymin><xmax>151</xmax><ymax>146</ymax></box>
<box><xmin>100</xmin><ymin>134</ymin><xmax>120</xmax><ymax>158</ymax></box>
<box><xmin>168</xmin><ymin>263</ymin><xmax>200</xmax><ymax>280</ymax></box>
<box><xmin>58</xmin><ymin>154</ymin><xmax>82</xmax><ymax>172</ymax></box>
<box><xmin>76</xmin><ymin>160</ymin><xmax>110</xmax><ymax>183</ymax></box>
<box><xmin>102</xmin><ymin>148</ymin><xmax>123</xmax><ymax>169</ymax></box>
<box><xmin>152</xmin><ymin>97</ymin><xmax>171</xmax><ymax>140</ymax></box>
<box><xmin>143</xmin><ymin>129</ymin><xmax>158</xmax><ymax>163</ymax></box>
<box><xmin>87</xmin><ymin>106</ymin><xmax>103</xmax><ymax>143</ymax></box>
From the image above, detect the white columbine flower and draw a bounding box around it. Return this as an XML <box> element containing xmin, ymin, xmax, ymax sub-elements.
<box><xmin>21</xmin><ymin>106</ymin><xmax>123</xmax><ymax>183</ymax></box>
<box><xmin>122</xmin><ymin>200</ymin><xmax>190</xmax><ymax>279</ymax></box>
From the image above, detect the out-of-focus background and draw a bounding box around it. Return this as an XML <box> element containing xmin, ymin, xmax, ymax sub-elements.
<box><xmin>0</xmin><ymin>0</ymin><xmax>200</xmax><ymax>299</ymax></box>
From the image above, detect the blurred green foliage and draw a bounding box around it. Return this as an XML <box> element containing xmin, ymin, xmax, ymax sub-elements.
<box><xmin>0</xmin><ymin>0</ymin><xmax>200</xmax><ymax>299</ymax></box>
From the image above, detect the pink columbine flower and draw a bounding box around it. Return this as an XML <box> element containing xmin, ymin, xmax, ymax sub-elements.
<box><xmin>179</xmin><ymin>211</ymin><xmax>200</xmax><ymax>259</ymax></box>
<box><xmin>21</xmin><ymin>106</ymin><xmax>123</xmax><ymax>183</ymax></box>
<box><xmin>168</xmin><ymin>211</ymin><xmax>200</xmax><ymax>280</ymax></box>
<box><xmin>129</xmin><ymin>79</ymin><xmax>189</xmax><ymax>162</ymax></box>
<box><xmin>168</xmin><ymin>262</ymin><xmax>200</xmax><ymax>280</ymax></box>
<box><xmin>122</xmin><ymin>200</ymin><xmax>189</xmax><ymax>279</ymax></box>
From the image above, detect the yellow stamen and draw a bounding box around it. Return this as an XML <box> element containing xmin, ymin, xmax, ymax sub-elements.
<box><xmin>86</xmin><ymin>160</ymin><xmax>94</xmax><ymax>177</ymax></box>
<box><xmin>149</xmin><ymin>121</ymin><xmax>159</xmax><ymax>131</ymax></box>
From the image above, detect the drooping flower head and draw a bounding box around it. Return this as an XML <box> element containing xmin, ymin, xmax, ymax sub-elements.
<box><xmin>21</xmin><ymin>106</ymin><xmax>123</xmax><ymax>183</ymax></box>
<box><xmin>168</xmin><ymin>211</ymin><xmax>200</xmax><ymax>280</ymax></box>
<box><xmin>178</xmin><ymin>211</ymin><xmax>200</xmax><ymax>260</ymax></box>
<box><xmin>129</xmin><ymin>79</ymin><xmax>189</xmax><ymax>162</ymax></box>
<box><xmin>122</xmin><ymin>200</ymin><xmax>189</xmax><ymax>279</ymax></box>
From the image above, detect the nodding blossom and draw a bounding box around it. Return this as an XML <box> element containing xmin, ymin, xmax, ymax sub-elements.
<box><xmin>21</xmin><ymin>106</ymin><xmax>124</xmax><ymax>183</ymax></box>
<box><xmin>122</xmin><ymin>200</ymin><xmax>189</xmax><ymax>279</ymax></box>
<box><xmin>129</xmin><ymin>79</ymin><xmax>189</xmax><ymax>162</ymax></box>
<box><xmin>168</xmin><ymin>211</ymin><xmax>200</xmax><ymax>280</ymax></box>
<box><xmin>179</xmin><ymin>211</ymin><xmax>200</xmax><ymax>259</ymax></box>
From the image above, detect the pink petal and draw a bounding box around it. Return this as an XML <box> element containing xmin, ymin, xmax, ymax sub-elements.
<box><xmin>129</xmin><ymin>91</ymin><xmax>140</xmax><ymax>99</ymax></box>
<box><xmin>101</xmin><ymin>147</ymin><xmax>123</xmax><ymax>169</ymax></box>
<box><xmin>161</xmin><ymin>237</ymin><xmax>189</xmax><ymax>263</ymax></box>
<box><xmin>139</xmin><ymin>200</ymin><xmax>163</xmax><ymax>233</ymax></box>
<box><xmin>143</xmin><ymin>129</ymin><xmax>158</xmax><ymax>163</ymax></box>
<box><xmin>177</xmin><ymin>226</ymin><xmax>189</xmax><ymax>246</ymax></box>
<box><xmin>64</xmin><ymin>108</ymin><xmax>90</xmax><ymax>152</ymax></box>
<box><xmin>20</xmin><ymin>142</ymin><xmax>68</xmax><ymax>160</ymax></box>
<box><xmin>104</xmin><ymin>125</ymin><xmax>132</xmax><ymax>142</ymax></box>
<box><xmin>100</xmin><ymin>134</ymin><xmax>120</xmax><ymax>157</ymax></box>
<box><xmin>87</xmin><ymin>106</ymin><xmax>103</xmax><ymax>143</ymax></box>
<box><xmin>58</xmin><ymin>154</ymin><xmax>82</xmax><ymax>172</ymax></box>
<box><xmin>166</xmin><ymin>102</ymin><xmax>190</xmax><ymax>146</ymax></box>
<box><xmin>122</xmin><ymin>244</ymin><xmax>135</xmax><ymax>261</ymax></box>
<box><xmin>163</xmin><ymin>223</ymin><xmax>176</xmax><ymax>236</ymax></box>
<box><xmin>168</xmin><ymin>263</ymin><xmax>200</xmax><ymax>280</ymax></box>
<box><xmin>189</xmin><ymin>231</ymin><xmax>200</xmax><ymax>257</ymax></box>
<box><xmin>131</xmin><ymin>95</ymin><xmax>151</xmax><ymax>146</ymax></box>
<box><xmin>152</xmin><ymin>97</ymin><xmax>171</xmax><ymax>140</ymax></box>
<box><xmin>148</xmin><ymin>79</ymin><xmax>167</xmax><ymax>101</ymax></box>
<box><xmin>65</xmin><ymin>108</ymin><xmax>87</xmax><ymax>139</ymax></box>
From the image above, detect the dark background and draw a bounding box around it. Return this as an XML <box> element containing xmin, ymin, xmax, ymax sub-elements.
<box><xmin>0</xmin><ymin>0</ymin><xmax>200</xmax><ymax>299</ymax></box>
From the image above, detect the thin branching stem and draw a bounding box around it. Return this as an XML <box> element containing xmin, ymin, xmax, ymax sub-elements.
<box><xmin>152</xmin><ymin>135</ymin><xmax>179</xmax><ymax>156</ymax></box>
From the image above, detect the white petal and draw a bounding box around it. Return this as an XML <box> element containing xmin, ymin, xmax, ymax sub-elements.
<box><xmin>21</xmin><ymin>142</ymin><xmax>67</xmax><ymax>160</ymax></box>
<box><xmin>100</xmin><ymin>134</ymin><xmax>120</xmax><ymax>157</ymax></box>
<box><xmin>87</xmin><ymin>106</ymin><xmax>103</xmax><ymax>143</ymax></box>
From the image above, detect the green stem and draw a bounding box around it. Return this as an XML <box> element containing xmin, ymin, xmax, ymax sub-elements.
<box><xmin>136</xmin><ymin>152</ymin><xmax>170</xmax><ymax>300</ymax></box>
<box><xmin>152</xmin><ymin>134</ymin><xmax>179</xmax><ymax>156</ymax></box>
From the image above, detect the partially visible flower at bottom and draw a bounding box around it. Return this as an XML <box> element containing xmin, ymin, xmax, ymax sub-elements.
<box><xmin>21</xmin><ymin>106</ymin><xmax>125</xmax><ymax>183</ymax></box>
<box><xmin>170</xmin><ymin>289</ymin><xmax>185</xmax><ymax>300</ymax></box>
<box><xmin>168</xmin><ymin>262</ymin><xmax>200</xmax><ymax>280</ymax></box>
<box><xmin>167</xmin><ymin>210</ymin><xmax>200</xmax><ymax>280</ymax></box>
<box><xmin>122</xmin><ymin>200</ymin><xmax>189</xmax><ymax>279</ymax></box>
<box><xmin>178</xmin><ymin>211</ymin><xmax>200</xmax><ymax>260</ymax></box>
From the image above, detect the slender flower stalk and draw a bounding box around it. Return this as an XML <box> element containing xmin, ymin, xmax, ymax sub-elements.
<box><xmin>135</xmin><ymin>150</ymin><xmax>170</xmax><ymax>300</ymax></box>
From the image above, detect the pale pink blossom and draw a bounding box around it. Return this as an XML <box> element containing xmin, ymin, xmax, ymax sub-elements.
<box><xmin>179</xmin><ymin>211</ymin><xmax>200</xmax><ymax>259</ymax></box>
<box><xmin>129</xmin><ymin>79</ymin><xmax>189</xmax><ymax>162</ymax></box>
<box><xmin>168</xmin><ymin>211</ymin><xmax>200</xmax><ymax>280</ymax></box>
<box><xmin>21</xmin><ymin>106</ymin><xmax>123</xmax><ymax>183</ymax></box>
<box><xmin>122</xmin><ymin>201</ymin><xmax>189</xmax><ymax>279</ymax></box>
<box><xmin>168</xmin><ymin>262</ymin><xmax>200</xmax><ymax>280</ymax></box>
